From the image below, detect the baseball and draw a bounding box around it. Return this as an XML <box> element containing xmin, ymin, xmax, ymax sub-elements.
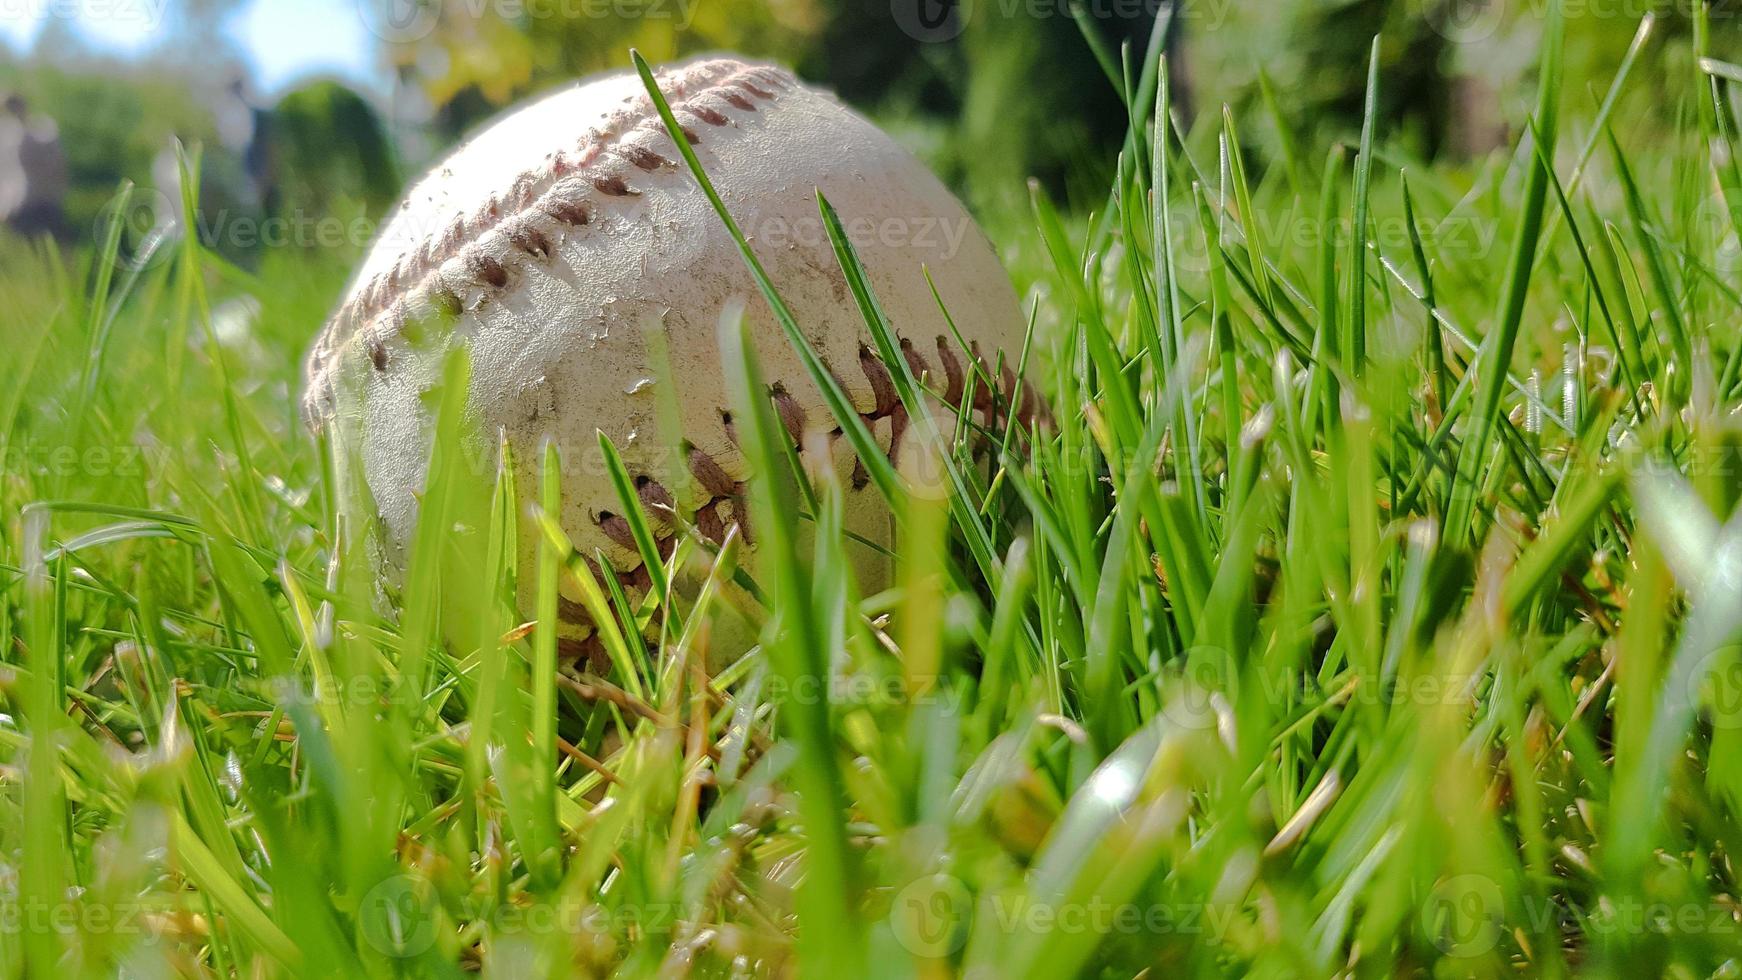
<box><xmin>301</xmin><ymin>55</ymin><xmax>1030</xmax><ymax>642</ymax></box>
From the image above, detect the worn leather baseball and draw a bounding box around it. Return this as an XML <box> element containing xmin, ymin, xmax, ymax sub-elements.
<box><xmin>302</xmin><ymin>55</ymin><xmax>1028</xmax><ymax>635</ymax></box>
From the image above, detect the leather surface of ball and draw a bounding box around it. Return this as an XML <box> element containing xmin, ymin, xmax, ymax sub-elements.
<box><xmin>302</xmin><ymin>55</ymin><xmax>1028</xmax><ymax>628</ymax></box>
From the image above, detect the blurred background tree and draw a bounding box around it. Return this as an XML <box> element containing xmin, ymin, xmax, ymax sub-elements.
<box><xmin>384</xmin><ymin>0</ymin><xmax>826</xmax><ymax>142</ymax></box>
<box><xmin>375</xmin><ymin>0</ymin><xmax>1158</xmax><ymax>218</ymax></box>
<box><xmin>265</xmin><ymin>80</ymin><xmax>400</xmax><ymax>221</ymax></box>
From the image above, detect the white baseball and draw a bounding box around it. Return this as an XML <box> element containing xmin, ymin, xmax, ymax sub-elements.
<box><xmin>302</xmin><ymin>55</ymin><xmax>1029</xmax><ymax>641</ymax></box>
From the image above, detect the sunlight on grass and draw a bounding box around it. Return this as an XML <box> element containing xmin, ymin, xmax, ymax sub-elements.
<box><xmin>6</xmin><ymin>3</ymin><xmax>1742</xmax><ymax>975</ymax></box>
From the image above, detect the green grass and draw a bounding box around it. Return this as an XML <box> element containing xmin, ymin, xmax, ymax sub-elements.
<box><xmin>8</xmin><ymin>6</ymin><xmax>1742</xmax><ymax>975</ymax></box>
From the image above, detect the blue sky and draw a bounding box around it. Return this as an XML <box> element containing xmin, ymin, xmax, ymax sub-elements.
<box><xmin>1</xmin><ymin>0</ymin><xmax>386</xmax><ymax>95</ymax></box>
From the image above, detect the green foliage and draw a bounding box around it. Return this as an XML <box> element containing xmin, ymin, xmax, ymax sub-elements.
<box><xmin>399</xmin><ymin>0</ymin><xmax>824</xmax><ymax>139</ymax></box>
<box><xmin>268</xmin><ymin>80</ymin><xmax>400</xmax><ymax>222</ymax></box>
<box><xmin>8</xmin><ymin>7</ymin><xmax>1742</xmax><ymax>977</ymax></box>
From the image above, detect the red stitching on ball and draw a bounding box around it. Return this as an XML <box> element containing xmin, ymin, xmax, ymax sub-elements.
<box><xmin>302</xmin><ymin>61</ymin><xmax>791</xmax><ymax>428</ymax></box>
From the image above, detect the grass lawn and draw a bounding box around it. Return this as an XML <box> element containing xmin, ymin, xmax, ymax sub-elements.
<box><xmin>7</xmin><ymin>7</ymin><xmax>1742</xmax><ymax>977</ymax></box>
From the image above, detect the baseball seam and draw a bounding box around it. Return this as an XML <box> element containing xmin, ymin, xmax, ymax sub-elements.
<box><xmin>300</xmin><ymin>58</ymin><xmax>795</xmax><ymax>427</ymax></box>
<box><xmin>553</xmin><ymin>334</ymin><xmax>1036</xmax><ymax>663</ymax></box>
<box><xmin>590</xmin><ymin>333</ymin><xmax>1035</xmax><ymax>581</ymax></box>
